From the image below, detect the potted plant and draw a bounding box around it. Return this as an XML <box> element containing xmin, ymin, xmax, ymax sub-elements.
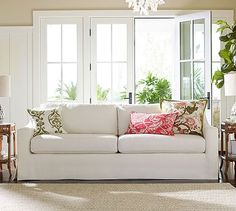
<box><xmin>136</xmin><ymin>72</ymin><xmax>172</xmax><ymax>104</ymax></box>
<box><xmin>212</xmin><ymin>20</ymin><xmax>236</xmax><ymax>88</ymax></box>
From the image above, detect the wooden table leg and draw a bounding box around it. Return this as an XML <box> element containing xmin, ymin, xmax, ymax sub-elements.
<box><xmin>220</xmin><ymin>159</ymin><xmax>224</xmax><ymax>170</ymax></box>
<box><xmin>0</xmin><ymin>168</ymin><xmax>2</xmax><ymax>181</ymax></box>
<box><xmin>221</xmin><ymin>131</ymin><xmax>224</xmax><ymax>156</ymax></box>
<box><xmin>7</xmin><ymin>134</ymin><xmax>12</xmax><ymax>180</ymax></box>
<box><xmin>0</xmin><ymin>135</ymin><xmax>2</xmax><ymax>153</ymax></box>
<box><xmin>13</xmin><ymin>132</ymin><xmax>16</xmax><ymax>169</ymax></box>
<box><xmin>0</xmin><ymin>135</ymin><xmax>2</xmax><ymax>171</ymax></box>
<box><xmin>225</xmin><ymin>133</ymin><xmax>229</xmax><ymax>174</ymax></box>
<box><xmin>220</xmin><ymin>131</ymin><xmax>224</xmax><ymax>170</ymax></box>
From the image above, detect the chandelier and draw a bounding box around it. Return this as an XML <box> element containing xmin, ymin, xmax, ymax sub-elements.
<box><xmin>126</xmin><ymin>0</ymin><xmax>165</xmax><ymax>15</ymax></box>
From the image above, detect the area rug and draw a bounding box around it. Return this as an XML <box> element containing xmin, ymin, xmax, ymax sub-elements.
<box><xmin>0</xmin><ymin>183</ymin><xmax>236</xmax><ymax>211</ymax></box>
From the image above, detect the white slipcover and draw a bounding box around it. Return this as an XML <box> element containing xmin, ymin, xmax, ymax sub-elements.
<box><xmin>31</xmin><ymin>134</ymin><xmax>118</xmax><ymax>154</ymax></box>
<box><xmin>17</xmin><ymin>104</ymin><xmax>219</xmax><ymax>180</ymax></box>
<box><xmin>117</xmin><ymin>104</ymin><xmax>161</xmax><ymax>135</ymax></box>
<box><xmin>61</xmin><ymin>104</ymin><xmax>117</xmax><ymax>135</ymax></box>
<box><xmin>118</xmin><ymin>134</ymin><xmax>205</xmax><ymax>153</ymax></box>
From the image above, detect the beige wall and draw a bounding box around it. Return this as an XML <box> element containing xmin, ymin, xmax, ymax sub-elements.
<box><xmin>0</xmin><ymin>0</ymin><xmax>235</xmax><ymax>25</ymax></box>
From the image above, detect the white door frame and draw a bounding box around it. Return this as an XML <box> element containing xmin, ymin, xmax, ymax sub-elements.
<box><xmin>175</xmin><ymin>11</ymin><xmax>212</xmax><ymax>124</ymax></box>
<box><xmin>90</xmin><ymin>17</ymin><xmax>134</xmax><ymax>103</ymax></box>
<box><xmin>32</xmin><ymin>10</ymin><xmax>233</xmax><ymax>107</ymax></box>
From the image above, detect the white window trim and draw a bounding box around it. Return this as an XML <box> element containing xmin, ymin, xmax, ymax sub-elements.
<box><xmin>91</xmin><ymin>17</ymin><xmax>134</xmax><ymax>103</ymax></box>
<box><xmin>32</xmin><ymin>9</ymin><xmax>234</xmax><ymax>107</ymax></box>
<box><xmin>40</xmin><ymin>17</ymin><xmax>83</xmax><ymax>103</ymax></box>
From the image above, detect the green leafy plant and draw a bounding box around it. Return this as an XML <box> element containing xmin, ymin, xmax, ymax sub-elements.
<box><xmin>56</xmin><ymin>81</ymin><xmax>77</xmax><ymax>101</ymax></box>
<box><xmin>120</xmin><ymin>87</ymin><xmax>127</xmax><ymax>101</ymax></box>
<box><xmin>136</xmin><ymin>72</ymin><xmax>172</xmax><ymax>104</ymax></box>
<box><xmin>194</xmin><ymin>67</ymin><xmax>205</xmax><ymax>99</ymax></box>
<box><xmin>96</xmin><ymin>85</ymin><xmax>110</xmax><ymax>101</ymax></box>
<box><xmin>212</xmin><ymin>20</ymin><xmax>236</xmax><ymax>88</ymax></box>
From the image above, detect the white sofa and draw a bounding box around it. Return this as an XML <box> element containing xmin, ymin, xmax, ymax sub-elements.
<box><xmin>17</xmin><ymin>104</ymin><xmax>218</xmax><ymax>181</ymax></box>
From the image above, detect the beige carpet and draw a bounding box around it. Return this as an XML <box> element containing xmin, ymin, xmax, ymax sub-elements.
<box><xmin>0</xmin><ymin>183</ymin><xmax>236</xmax><ymax>211</ymax></box>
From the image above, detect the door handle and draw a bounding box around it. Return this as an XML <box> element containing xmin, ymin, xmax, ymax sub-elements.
<box><xmin>200</xmin><ymin>92</ymin><xmax>211</xmax><ymax>110</ymax></box>
<box><xmin>124</xmin><ymin>92</ymin><xmax>132</xmax><ymax>104</ymax></box>
<box><xmin>206</xmin><ymin>91</ymin><xmax>211</xmax><ymax>110</ymax></box>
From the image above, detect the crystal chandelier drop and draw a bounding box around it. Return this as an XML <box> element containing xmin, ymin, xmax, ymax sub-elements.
<box><xmin>126</xmin><ymin>0</ymin><xmax>165</xmax><ymax>15</ymax></box>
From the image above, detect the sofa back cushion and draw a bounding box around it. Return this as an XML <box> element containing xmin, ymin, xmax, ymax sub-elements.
<box><xmin>117</xmin><ymin>104</ymin><xmax>161</xmax><ymax>135</ymax></box>
<box><xmin>60</xmin><ymin>104</ymin><xmax>118</xmax><ymax>135</ymax></box>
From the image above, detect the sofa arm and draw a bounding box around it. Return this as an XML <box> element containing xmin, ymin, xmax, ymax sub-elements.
<box><xmin>203</xmin><ymin>125</ymin><xmax>219</xmax><ymax>178</ymax></box>
<box><xmin>203</xmin><ymin>125</ymin><xmax>218</xmax><ymax>155</ymax></box>
<box><xmin>17</xmin><ymin>123</ymin><xmax>34</xmax><ymax>156</ymax></box>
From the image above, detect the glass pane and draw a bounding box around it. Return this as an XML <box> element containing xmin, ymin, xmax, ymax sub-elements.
<box><xmin>112</xmin><ymin>63</ymin><xmax>127</xmax><ymax>103</ymax></box>
<box><xmin>193</xmin><ymin>19</ymin><xmax>205</xmax><ymax>60</ymax></box>
<box><xmin>97</xmin><ymin>24</ymin><xmax>111</xmax><ymax>62</ymax></box>
<box><xmin>62</xmin><ymin>24</ymin><xmax>77</xmax><ymax>62</ymax></box>
<box><xmin>212</xmin><ymin>24</ymin><xmax>221</xmax><ymax>61</ymax></box>
<box><xmin>135</xmin><ymin>19</ymin><xmax>175</xmax><ymax>100</ymax></box>
<box><xmin>212</xmin><ymin>63</ymin><xmax>221</xmax><ymax>100</ymax></box>
<box><xmin>47</xmin><ymin>64</ymin><xmax>61</xmax><ymax>100</ymax></box>
<box><xmin>112</xmin><ymin>24</ymin><xmax>127</xmax><ymax>62</ymax></box>
<box><xmin>62</xmin><ymin>64</ymin><xmax>77</xmax><ymax>100</ymax></box>
<box><xmin>180</xmin><ymin>21</ymin><xmax>191</xmax><ymax>60</ymax></box>
<box><xmin>97</xmin><ymin>63</ymin><xmax>111</xmax><ymax>102</ymax></box>
<box><xmin>212</xmin><ymin>62</ymin><xmax>221</xmax><ymax>134</ymax></box>
<box><xmin>193</xmin><ymin>62</ymin><xmax>205</xmax><ymax>99</ymax></box>
<box><xmin>212</xmin><ymin>99</ymin><xmax>221</xmax><ymax>130</ymax></box>
<box><xmin>180</xmin><ymin>62</ymin><xmax>192</xmax><ymax>100</ymax></box>
<box><xmin>47</xmin><ymin>24</ymin><xmax>61</xmax><ymax>62</ymax></box>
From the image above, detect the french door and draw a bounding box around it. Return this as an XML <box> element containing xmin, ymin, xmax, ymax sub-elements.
<box><xmin>90</xmin><ymin>13</ymin><xmax>212</xmax><ymax>119</ymax></box>
<box><xmin>91</xmin><ymin>18</ymin><xmax>134</xmax><ymax>104</ymax></box>
<box><xmin>175</xmin><ymin>11</ymin><xmax>212</xmax><ymax>123</ymax></box>
<box><xmin>41</xmin><ymin>18</ymin><xmax>83</xmax><ymax>102</ymax></box>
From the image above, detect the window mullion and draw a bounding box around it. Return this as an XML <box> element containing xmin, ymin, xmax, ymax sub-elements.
<box><xmin>191</xmin><ymin>20</ymin><xmax>194</xmax><ymax>100</ymax></box>
<box><xmin>61</xmin><ymin>24</ymin><xmax>63</xmax><ymax>101</ymax></box>
<box><xmin>76</xmin><ymin>23</ymin><xmax>80</xmax><ymax>102</ymax></box>
<box><xmin>110</xmin><ymin>24</ymin><xmax>113</xmax><ymax>102</ymax></box>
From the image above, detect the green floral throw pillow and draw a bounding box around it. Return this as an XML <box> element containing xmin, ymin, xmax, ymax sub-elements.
<box><xmin>27</xmin><ymin>108</ymin><xmax>66</xmax><ymax>137</ymax></box>
<box><xmin>160</xmin><ymin>100</ymin><xmax>207</xmax><ymax>136</ymax></box>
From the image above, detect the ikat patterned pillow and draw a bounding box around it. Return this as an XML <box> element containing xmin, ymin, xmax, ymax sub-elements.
<box><xmin>160</xmin><ymin>100</ymin><xmax>207</xmax><ymax>136</ymax></box>
<box><xmin>27</xmin><ymin>108</ymin><xmax>67</xmax><ymax>137</ymax></box>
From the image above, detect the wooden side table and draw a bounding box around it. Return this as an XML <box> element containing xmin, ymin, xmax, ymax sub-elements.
<box><xmin>220</xmin><ymin>121</ymin><xmax>236</xmax><ymax>174</ymax></box>
<box><xmin>0</xmin><ymin>123</ymin><xmax>16</xmax><ymax>179</ymax></box>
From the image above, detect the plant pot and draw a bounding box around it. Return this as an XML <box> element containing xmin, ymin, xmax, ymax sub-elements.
<box><xmin>225</xmin><ymin>72</ymin><xmax>236</xmax><ymax>121</ymax></box>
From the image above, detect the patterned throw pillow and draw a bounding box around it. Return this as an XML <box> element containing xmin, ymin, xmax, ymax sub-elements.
<box><xmin>160</xmin><ymin>100</ymin><xmax>207</xmax><ymax>136</ymax></box>
<box><xmin>126</xmin><ymin>112</ymin><xmax>178</xmax><ymax>136</ymax></box>
<box><xmin>27</xmin><ymin>108</ymin><xmax>66</xmax><ymax>137</ymax></box>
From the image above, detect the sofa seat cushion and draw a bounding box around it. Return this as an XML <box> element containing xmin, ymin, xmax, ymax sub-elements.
<box><xmin>118</xmin><ymin>134</ymin><xmax>205</xmax><ymax>153</ymax></box>
<box><xmin>31</xmin><ymin>134</ymin><xmax>118</xmax><ymax>154</ymax></box>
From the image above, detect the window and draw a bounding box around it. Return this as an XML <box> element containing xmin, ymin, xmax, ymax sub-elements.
<box><xmin>36</xmin><ymin>10</ymin><xmax>232</xmax><ymax>126</ymax></box>
<box><xmin>179</xmin><ymin>19</ymin><xmax>206</xmax><ymax>100</ymax></box>
<box><xmin>41</xmin><ymin>18</ymin><xmax>83</xmax><ymax>102</ymax></box>
<box><xmin>91</xmin><ymin>18</ymin><xmax>133</xmax><ymax>104</ymax></box>
<box><xmin>212</xmin><ymin>23</ymin><xmax>222</xmax><ymax>130</ymax></box>
<box><xmin>135</xmin><ymin>18</ymin><xmax>175</xmax><ymax>102</ymax></box>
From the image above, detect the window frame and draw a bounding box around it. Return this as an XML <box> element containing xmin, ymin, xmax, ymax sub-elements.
<box><xmin>33</xmin><ymin>10</ymin><xmax>234</xmax><ymax>107</ymax></box>
<box><xmin>40</xmin><ymin>17</ymin><xmax>83</xmax><ymax>102</ymax></box>
<box><xmin>90</xmin><ymin>17</ymin><xmax>134</xmax><ymax>103</ymax></box>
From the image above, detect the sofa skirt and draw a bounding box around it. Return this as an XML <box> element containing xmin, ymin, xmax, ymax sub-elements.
<box><xmin>17</xmin><ymin>153</ymin><xmax>218</xmax><ymax>180</ymax></box>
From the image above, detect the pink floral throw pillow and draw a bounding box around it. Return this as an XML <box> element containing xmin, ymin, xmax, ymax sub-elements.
<box><xmin>126</xmin><ymin>112</ymin><xmax>178</xmax><ymax>136</ymax></box>
<box><xmin>160</xmin><ymin>100</ymin><xmax>207</xmax><ymax>136</ymax></box>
